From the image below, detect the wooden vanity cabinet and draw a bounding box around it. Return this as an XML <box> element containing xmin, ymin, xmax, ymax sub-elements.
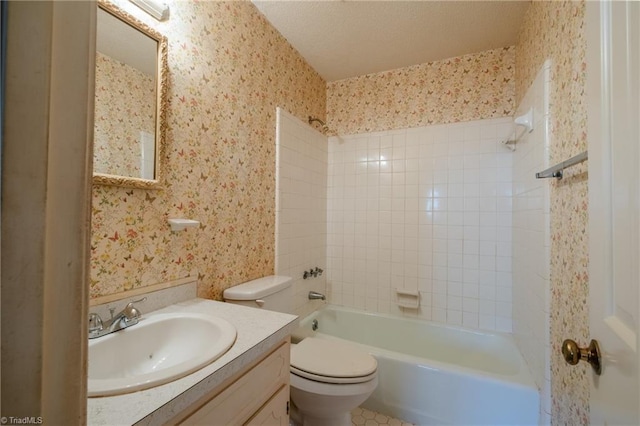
<box><xmin>175</xmin><ymin>338</ymin><xmax>290</xmax><ymax>426</ymax></box>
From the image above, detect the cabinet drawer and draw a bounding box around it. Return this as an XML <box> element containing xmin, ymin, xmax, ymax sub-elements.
<box><xmin>245</xmin><ymin>384</ymin><xmax>289</xmax><ymax>426</ymax></box>
<box><xmin>181</xmin><ymin>342</ymin><xmax>290</xmax><ymax>425</ymax></box>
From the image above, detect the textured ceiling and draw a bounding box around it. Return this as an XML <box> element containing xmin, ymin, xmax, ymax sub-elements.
<box><xmin>253</xmin><ymin>1</ymin><xmax>530</xmax><ymax>82</ymax></box>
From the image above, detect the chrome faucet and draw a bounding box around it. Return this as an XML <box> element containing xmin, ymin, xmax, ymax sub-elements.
<box><xmin>88</xmin><ymin>297</ymin><xmax>146</xmax><ymax>339</ymax></box>
<box><xmin>303</xmin><ymin>267</ymin><xmax>324</xmax><ymax>279</ymax></box>
<box><xmin>308</xmin><ymin>291</ymin><xmax>326</xmax><ymax>301</ymax></box>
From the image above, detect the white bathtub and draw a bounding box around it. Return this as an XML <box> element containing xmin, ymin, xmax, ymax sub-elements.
<box><xmin>293</xmin><ymin>306</ymin><xmax>539</xmax><ymax>426</ymax></box>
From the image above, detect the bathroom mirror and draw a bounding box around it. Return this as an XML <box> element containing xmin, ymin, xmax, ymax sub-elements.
<box><xmin>93</xmin><ymin>0</ymin><xmax>168</xmax><ymax>189</ymax></box>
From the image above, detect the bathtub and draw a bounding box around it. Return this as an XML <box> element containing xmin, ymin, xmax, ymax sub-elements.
<box><xmin>292</xmin><ymin>306</ymin><xmax>539</xmax><ymax>426</ymax></box>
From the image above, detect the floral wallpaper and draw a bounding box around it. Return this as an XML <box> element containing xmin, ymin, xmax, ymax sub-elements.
<box><xmin>94</xmin><ymin>52</ymin><xmax>156</xmax><ymax>177</ymax></box>
<box><xmin>516</xmin><ymin>1</ymin><xmax>589</xmax><ymax>424</ymax></box>
<box><xmin>91</xmin><ymin>0</ymin><xmax>326</xmax><ymax>300</ymax></box>
<box><xmin>326</xmin><ymin>46</ymin><xmax>515</xmax><ymax>135</ymax></box>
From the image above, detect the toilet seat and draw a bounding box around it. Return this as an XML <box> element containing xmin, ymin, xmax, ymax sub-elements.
<box><xmin>290</xmin><ymin>337</ymin><xmax>377</xmax><ymax>385</ymax></box>
<box><xmin>290</xmin><ymin>365</ymin><xmax>377</xmax><ymax>384</ymax></box>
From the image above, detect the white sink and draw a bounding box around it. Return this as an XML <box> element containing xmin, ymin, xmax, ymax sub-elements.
<box><xmin>88</xmin><ymin>312</ymin><xmax>237</xmax><ymax>397</ymax></box>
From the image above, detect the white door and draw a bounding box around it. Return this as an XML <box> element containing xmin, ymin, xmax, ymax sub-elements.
<box><xmin>587</xmin><ymin>1</ymin><xmax>639</xmax><ymax>424</ymax></box>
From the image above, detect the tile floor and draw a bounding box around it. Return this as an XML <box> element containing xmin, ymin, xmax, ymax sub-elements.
<box><xmin>351</xmin><ymin>407</ymin><xmax>414</xmax><ymax>426</ymax></box>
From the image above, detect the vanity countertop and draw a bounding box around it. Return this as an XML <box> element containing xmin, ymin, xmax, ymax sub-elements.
<box><xmin>87</xmin><ymin>298</ymin><xmax>298</xmax><ymax>426</ymax></box>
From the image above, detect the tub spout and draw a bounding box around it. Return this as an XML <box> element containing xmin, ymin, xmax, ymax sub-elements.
<box><xmin>308</xmin><ymin>291</ymin><xmax>326</xmax><ymax>301</ymax></box>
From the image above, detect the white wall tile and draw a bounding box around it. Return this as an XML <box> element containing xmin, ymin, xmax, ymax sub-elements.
<box><xmin>511</xmin><ymin>62</ymin><xmax>551</xmax><ymax>404</ymax></box>
<box><xmin>327</xmin><ymin>117</ymin><xmax>513</xmax><ymax>331</ymax></box>
<box><xmin>275</xmin><ymin>109</ymin><xmax>327</xmax><ymax>318</ymax></box>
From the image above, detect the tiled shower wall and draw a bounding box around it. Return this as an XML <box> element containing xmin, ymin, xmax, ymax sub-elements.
<box><xmin>275</xmin><ymin>108</ymin><xmax>327</xmax><ymax>318</ymax></box>
<box><xmin>512</xmin><ymin>61</ymin><xmax>551</xmax><ymax>424</ymax></box>
<box><xmin>327</xmin><ymin>117</ymin><xmax>514</xmax><ymax>332</ymax></box>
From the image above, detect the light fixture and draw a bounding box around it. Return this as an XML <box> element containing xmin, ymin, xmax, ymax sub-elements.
<box><xmin>129</xmin><ymin>0</ymin><xmax>170</xmax><ymax>21</ymax></box>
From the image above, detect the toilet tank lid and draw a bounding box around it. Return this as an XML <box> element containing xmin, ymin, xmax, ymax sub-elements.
<box><xmin>223</xmin><ymin>275</ymin><xmax>292</xmax><ymax>300</ymax></box>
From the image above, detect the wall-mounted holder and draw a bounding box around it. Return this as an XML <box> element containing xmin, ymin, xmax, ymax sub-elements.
<box><xmin>168</xmin><ymin>218</ymin><xmax>200</xmax><ymax>232</ymax></box>
<box><xmin>396</xmin><ymin>289</ymin><xmax>420</xmax><ymax>309</ymax></box>
<box><xmin>514</xmin><ymin>107</ymin><xmax>534</xmax><ymax>133</ymax></box>
<box><xmin>501</xmin><ymin>107</ymin><xmax>535</xmax><ymax>152</ymax></box>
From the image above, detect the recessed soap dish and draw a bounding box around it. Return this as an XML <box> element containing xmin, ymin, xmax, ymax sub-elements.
<box><xmin>395</xmin><ymin>289</ymin><xmax>420</xmax><ymax>309</ymax></box>
<box><xmin>168</xmin><ymin>218</ymin><xmax>200</xmax><ymax>232</ymax></box>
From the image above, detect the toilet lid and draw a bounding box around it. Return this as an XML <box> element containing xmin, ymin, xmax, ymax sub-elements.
<box><xmin>290</xmin><ymin>338</ymin><xmax>377</xmax><ymax>384</ymax></box>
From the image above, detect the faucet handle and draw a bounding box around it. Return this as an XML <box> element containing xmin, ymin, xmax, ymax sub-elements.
<box><xmin>129</xmin><ymin>296</ymin><xmax>146</xmax><ymax>307</ymax></box>
<box><xmin>88</xmin><ymin>313</ymin><xmax>103</xmax><ymax>334</ymax></box>
<box><xmin>123</xmin><ymin>297</ymin><xmax>147</xmax><ymax>324</ymax></box>
<box><xmin>125</xmin><ymin>296</ymin><xmax>147</xmax><ymax>311</ymax></box>
<box><xmin>122</xmin><ymin>296</ymin><xmax>147</xmax><ymax>325</ymax></box>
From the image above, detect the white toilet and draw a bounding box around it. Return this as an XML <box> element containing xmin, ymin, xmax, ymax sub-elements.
<box><xmin>223</xmin><ymin>276</ymin><xmax>378</xmax><ymax>426</ymax></box>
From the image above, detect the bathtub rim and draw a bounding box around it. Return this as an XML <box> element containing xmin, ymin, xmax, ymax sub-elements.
<box><xmin>294</xmin><ymin>304</ymin><xmax>538</xmax><ymax>391</ymax></box>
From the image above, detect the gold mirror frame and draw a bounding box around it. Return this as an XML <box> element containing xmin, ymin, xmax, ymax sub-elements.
<box><xmin>93</xmin><ymin>0</ymin><xmax>168</xmax><ymax>189</ymax></box>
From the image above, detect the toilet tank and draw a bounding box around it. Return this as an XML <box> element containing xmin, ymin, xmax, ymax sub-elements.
<box><xmin>223</xmin><ymin>275</ymin><xmax>292</xmax><ymax>313</ymax></box>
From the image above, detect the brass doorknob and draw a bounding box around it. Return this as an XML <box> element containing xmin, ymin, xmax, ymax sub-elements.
<box><xmin>561</xmin><ymin>339</ymin><xmax>602</xmax><ymax>375</ymax></box>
